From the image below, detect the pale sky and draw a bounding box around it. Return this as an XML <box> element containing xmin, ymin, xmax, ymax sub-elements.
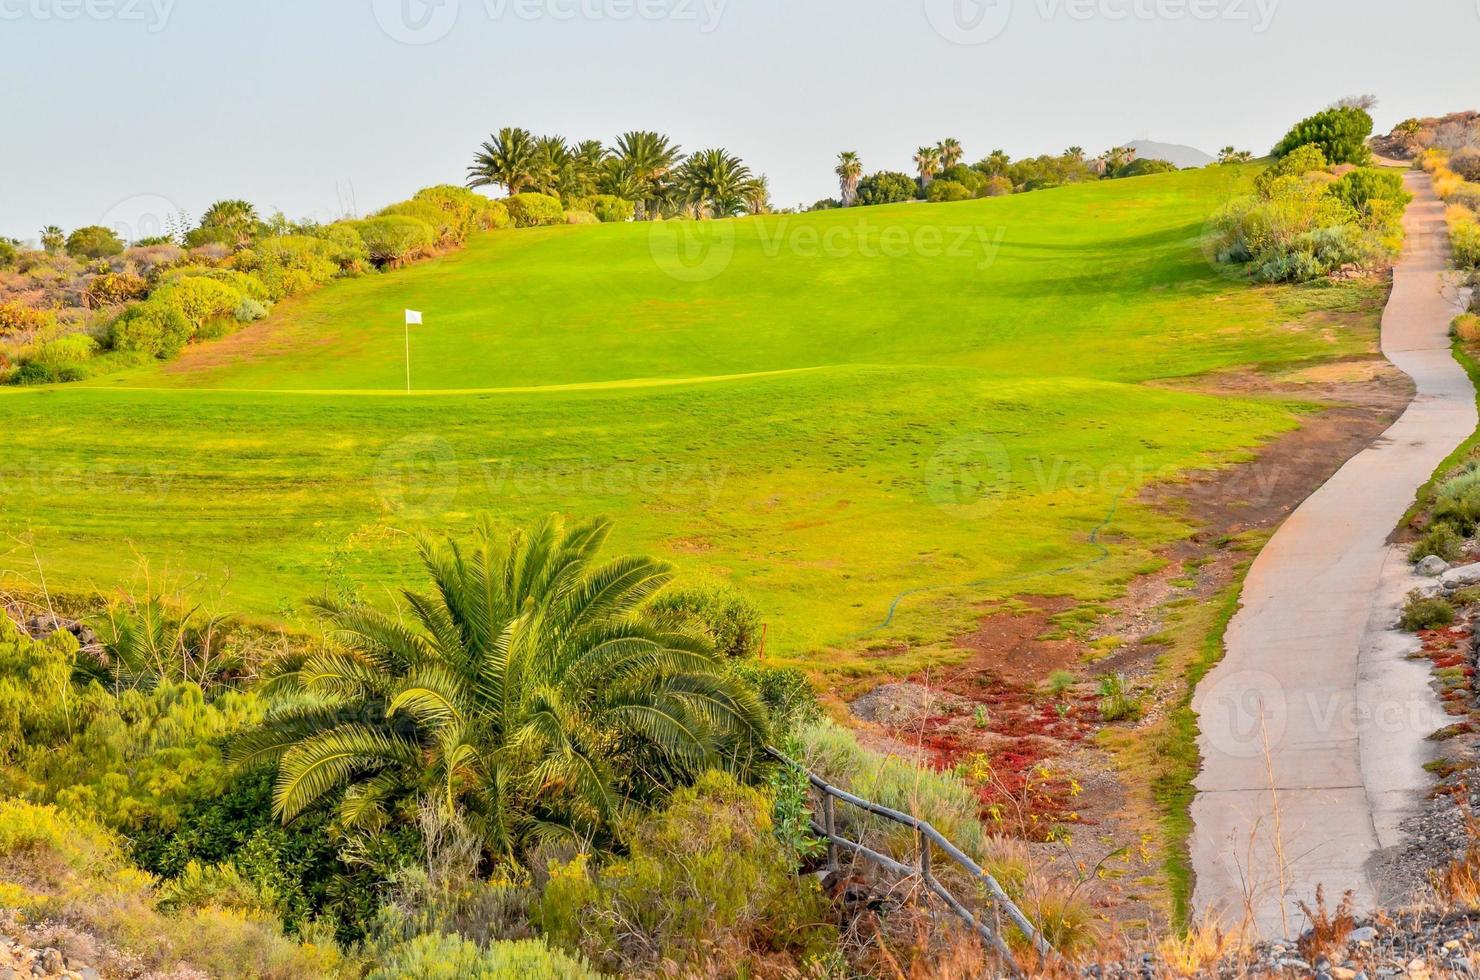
<box><xmin>3</xmin><ymin>0</ymin><xmax>1478</xmax><ymax>241</ymax></box>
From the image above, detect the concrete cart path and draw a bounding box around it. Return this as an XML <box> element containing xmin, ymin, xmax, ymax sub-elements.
<box><xmin>1190</xmin><ymin>171</ymin><xmax>1474</xmax><ymax>938</ymax></box>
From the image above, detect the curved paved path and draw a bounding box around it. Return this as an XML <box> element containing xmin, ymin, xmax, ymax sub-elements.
<box><xmin>1190</xmin><ymin>172</ymin><xmax>1475</xmax><ymax>937</ymax></box>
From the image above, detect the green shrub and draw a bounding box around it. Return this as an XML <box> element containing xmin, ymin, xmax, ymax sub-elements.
<box><xmin>1097</xmin><ymin>673</ymin><xmax>1142</xmax><ymax>722</ymax></box>
<box><xmin>1115</xmin><ymin>158</ymin><xmax>1180</xmax><ymax>178</ymax></box>
<box><xmin>244</xmin><ymin>235</ymin><xmax>340</xmax><ymax>298</ymax></box>
<box><xmin>1433</xmin><ymin>467</ymin><xmax>1480</xmax><ymax>535</ymax></box>
<box><xmin>1254</xmin><ymin>144</ymin><xmax>1329</xmax><ymax>196</ymax></box>
<box><xmin>1272</xmin><ymin>106</ymin><xmax>1374</xmax><ymax>165</ymax></box>
<box><xmin>84</xmin><ymin>270</ymin><xmax>149</xmax><ymax>306</ymax></box>
<box><xmin>937</xmin><ymin>165</ymin><xmax>987</xmax><ymax>195</ymax></box>
<box><xmin>31</xmin><ymin>332</ymin><xmax>97</xmax><ymax>368</ymax></box>
<box><xmin>369</xmin><ymin>934</ymin><xmax>600</xmax><ymax>980</ymax></box>
<box><xmin>412</xmin><ymin>185</ymin><xmax>510</xmax><ymax>236</ymax></box>
<box><xmin>1450</xmin><ymin>207</ymin><xmax>1480</xmax><ymax>269</ymax></box>
<box><xmin>1411</xmin><ymin>523</ymin><xmax>1465</xmax><ymax>563</ymax></box>
<box><xmin>152</xmin><ymin>275</ymin><xmax>241</xmax><ymax>338</ymax></box>
<box><xmin>380</xmin><ymin>200</ymin><xmax>466</xmax><ymax>247</ymax></box>
<box><xmin>537</xmin><ymin>771</ymin><xmax>834</xmax><ymax>975</ymax></box>
<box><xmin>65</xmin><ymin>225</ymin><xmax>125</xmax><ymax>259</ymax></box>
<box><xmin>1400</xmin><ymin>593</ymin><xmax>1455</xmax><ymax>632</ymax></box>
<box><xmin>157</xmin><ymin>860</ymin><xmax>279</xmax><ymax>917</ymax></box>
<box><xmin>586</xmin><ymin>194</ymin><xmax>635</xmax><ymax>223</ymax></box>
<box><xmin>504</xmin><ymin>192</ymin><xmax>565</xmax><ymax>228</ymax></box>
<box><xmin>108</xmin><ymin>300</ymin><xmax>194</xmax><ymax>358</ymax></box>
<box><xmin>0</xmin><ymin>239</ymin><xmax>16</xmax><ymax>268</ymax></box>
<box><xmin>1329</xmin><ymin>167</ymin><xmax>1412</xmax><ymax>215</ymax></box>
<box><xmin>649</xmin><ymin>580</ymin><xmax>763</xmax><ymax>658</ymax></box>
<box><xmin>927</xmin><ymin>179</ymin><xmax>973</xmax><ymax>203</ymax></box>
<box><xmin>311</xmin><ymin>223</ymin><xmax>372</xmax><ymax>273</ymax></box>
<box><xmin>352</xmin><ymin>215</ymin><xmax>437</xmax><ymax>267</ymax></box>
<box><xmin>856</xmin><ymin>170</ymin><xmax>917</xmax><ymax>206</ymax></box>
<box><xmin>982</xmin><ymin>175</ymin><xmax>1014</xmax><ymax>197</ymax></box>
<box><xmin>729</xmin><ymin>660</ymin><xmax>820</xmax><ymax>733</ymax></box>
<box><xmin>235</xmin><ymin>297</ymin><xmax>269</xmax><ymax>322</ymax></box>
<box><xmin>564</xmin><ymin>209</ymin><xmax>599</xmax><ymax>225</ymax></box>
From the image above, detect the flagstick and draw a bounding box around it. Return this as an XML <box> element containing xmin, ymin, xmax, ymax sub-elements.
<box><xmin>404</xmin><ymin>318</ymin><xmax>411</xmax><ymax>394</ymax></box>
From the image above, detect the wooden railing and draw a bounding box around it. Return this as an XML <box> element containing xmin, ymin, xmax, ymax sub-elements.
<box><xmin>767</xmin><ymin>749</ymin><xmax>1054</xmax><ymax>975</ymax></box>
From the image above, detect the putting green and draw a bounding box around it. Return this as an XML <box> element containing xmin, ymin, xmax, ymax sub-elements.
<box><xmin>0</xmin><ymin>166</ymin><xmax>1384</xmax><ymax>677</ymax></box>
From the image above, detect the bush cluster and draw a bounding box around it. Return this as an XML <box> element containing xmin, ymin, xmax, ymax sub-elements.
<box><xmin>1210</xmin><ymin>148</ymin><xmax>1409</xmax><ymax>282</ymax></box>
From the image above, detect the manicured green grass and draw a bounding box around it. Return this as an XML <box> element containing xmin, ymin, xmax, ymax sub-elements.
<box><xmin>0</xmin><ymin>167</ymin><xmax>1383</xmax><ymax>677</ymax></box>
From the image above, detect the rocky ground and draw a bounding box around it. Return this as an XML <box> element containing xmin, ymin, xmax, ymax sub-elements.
<box><xmin>0</xmin><ymin>936</ymin><xmax>99</xmax><ymax>980</ymax></box>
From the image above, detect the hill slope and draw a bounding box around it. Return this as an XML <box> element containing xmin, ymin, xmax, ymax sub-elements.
<box><xmin>0</xmin><ymin>167</ymin><xmax>1382</xmax><ymax>674</ymax></box>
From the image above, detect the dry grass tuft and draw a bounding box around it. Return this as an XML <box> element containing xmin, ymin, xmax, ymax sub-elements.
<box><xmin>1296</xmin><ymin>885</ymin><xmax>1356</xmax><ymax>962</ymax></box>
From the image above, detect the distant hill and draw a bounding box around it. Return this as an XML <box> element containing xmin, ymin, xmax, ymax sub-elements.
<box><xmin>1124</xmin><ymin>140</ymin><xmax>1215</xmax><ymax>169</ymax></box>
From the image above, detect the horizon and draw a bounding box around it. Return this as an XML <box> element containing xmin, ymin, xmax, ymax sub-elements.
<box><xmin>4</xmin><ymin>0</ymin><xmax>1479</xmax><ymax>241</ymax></box>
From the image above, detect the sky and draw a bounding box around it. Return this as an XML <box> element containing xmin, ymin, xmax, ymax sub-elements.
<box><xmin>3</xmin><ymin>0</ymin><xmax>1479</xmax><ymax>242</ymax></box>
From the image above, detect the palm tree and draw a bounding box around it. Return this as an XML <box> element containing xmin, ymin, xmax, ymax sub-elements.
<box><xmin>569</xmin><ymin>140</ymin><xmax>609</xmax><ymax>199</ymax></box>
<box><xmin>835</xmin><ymin>152</ymin><xmax>863</xmax><ymax>207</ymax></box>
<box><xmin>612</xmin><ymin>131</ymin><xmax>684</xmax><ymax>219</ymax></box>
<box><xmin>1219</xmin><ymin>146</ymin><xmax>1254</xmax><ymax>164</ymax></box>
<box><xmin>914</xmin><ymin>146</ymin><xmax>943</xmax><ymax>187</ymax></box>
<box><xmin>39</xmin><ymin>225</ymin><xmax>65</xmax><ymax>253</ymax></box>
<box><xmin>195</xmin><ymin>200</ymin><xmax>261</xmax><ymax>248</ymax></box>
<box><xmin>741</xmin><ymin>175</ymin><xmax>771</xmax><ymax>216</ymax></box>
<box><xmin>937</xmin><ymin>138</ymin><xmax>964</xmax><ymax>169</ymax></box>
<box><xmin>679</xmin><ymin>148</ymin><xmax>753</xmax><ymax>218</ymax></box>
<box><xmin>1065</xmin><ymin>146</ymin><xmax>1085</xmax><ymax>162</ymax></box>
<box><xmin>467</xmin><ymin>127</ymin><xmax>540</xmax><ymax>196</ymax></box>
<box><xmin>232</xmin><ymin>514</ymin><xmax>767</xmax><ymax>862</ymax></box>
<box><xmin>531</xmin><ymin>135</ymin><xmax>572</xmax><ymax>197</ymax></box>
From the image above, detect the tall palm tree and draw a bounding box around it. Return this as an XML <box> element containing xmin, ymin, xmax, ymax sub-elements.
<box><xmin>531</xmin><ymin>135</ymin><xmax>572</xmax><ymax>197</ymax></box>
<box><xmin>937</xmin><ymin>138</ymin><xmax>964</xmax><ymax>169</ymax></box>
<box><xmin>569</xmin><ymin>140</ymin><xmax>609</xmax><ymax>199</ymax></box>
<box><xmin>232</xmin><ymin>514</ymin><xmax>767</xmax><ymax>862</ymax></box>
<box><xmin>612</xmin><ymin>131</ymin><xmax>684</xmax><ymax>219</ymax></box>
<box><xmin>39</xmin><ymin>225</ymin><xmax>65</xmax><ymax>253</ymax></box>
<box><xmin>914</xmin><ymin>146</ymin><xmax>943</xmax><ymax>187</ymax></box>
<box><xmin>1065</xmin><ymin>146</ymin><xmax>1085</xmax><ymax>162</ymax></box>
<box><xmin>467</xmin><ymin>127</ymin><xmax>540</xmax><ymax>196</ymax></box>
<box><xmin>678</xmin><ymin>148</ymin><xmax>753</xmax><ymax>218</ymax></box>
<box><xmin>835</xmin><ymin>152</ymin><xmax>863</xmax><ymax>207</ymax></box>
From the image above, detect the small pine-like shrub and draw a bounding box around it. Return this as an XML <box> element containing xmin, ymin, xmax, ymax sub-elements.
<box><xmin>504</xmin><ymin>192</ymin><xmax>565</xmax><ymax>228</ymax></box>
<box><xmin>1401</xmin><ymin>593</ymin><xmax>1455</xmax><ymax>632</ymax></box>
<box><xmin>1412</xmin><ymin>523</ymin><xmax>1465</xmax><ymax>563</ymax></box>
<box><xmin>1272</xmin><ymin>106</ymin><xmax>1374</xmax><ymax>166</ymax></box>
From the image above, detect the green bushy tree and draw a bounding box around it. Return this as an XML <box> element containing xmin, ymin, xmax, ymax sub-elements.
<box><xmin>65</xmin><ymin>225</ymin><xmax>125</xmax><ymax>260</ymax></box>
<box><xmin>1272</xmin><ymin>105</ymin><xmax>1374</xmax><ymax>165</ymax></box>
<box><xmin>856</xmin><ymin>170</ymin><xmax>916</xmax><ymax>206</ymax></box>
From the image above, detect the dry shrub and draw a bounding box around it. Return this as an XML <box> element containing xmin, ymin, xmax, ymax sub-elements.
<box><xmin>1433</xmin><ymin>815</ymin><xmax>1480</xmax><ymax>908</ymax></box>
<box><xmin>1158</xmin><ymin>917</ymin><xmax>1244</xmax><ymax>977</ymax></box>
<box><xmin>1455</xmin><ymin>314</ymin><xmax>1480</xmax><ymax>344</ymax></box>
<box><xmin>1295</xmin><ymin>885</ymin><xmax>1355</xmax><ymax>962</ymax></box>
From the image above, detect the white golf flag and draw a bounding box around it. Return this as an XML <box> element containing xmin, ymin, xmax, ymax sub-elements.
<box><xmin>405</xmin><ymin>310</ymin><xmax>422</xmax><ymax>326</ymax></box>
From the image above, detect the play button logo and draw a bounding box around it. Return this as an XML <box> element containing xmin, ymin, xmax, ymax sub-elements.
<box><xmin>924</xmin><ymin>0</ymin><xmax>1012</xmax><ymax>44</ymax></box>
